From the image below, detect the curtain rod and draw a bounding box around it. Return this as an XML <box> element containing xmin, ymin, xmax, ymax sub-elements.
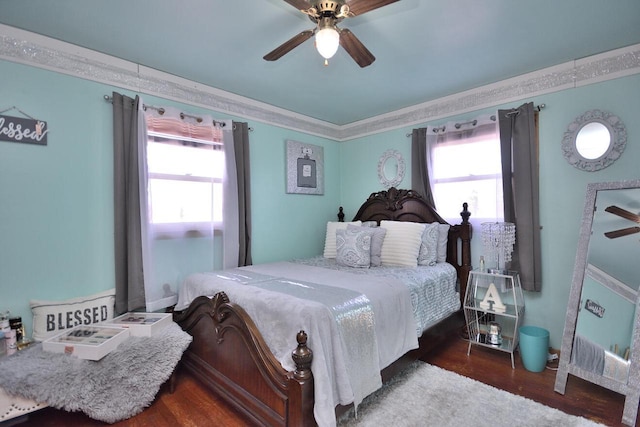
<box><xmin>103</xmin><ymin>95</ymin><xmax>227</xmax><ymax>127</ymax></box>
<box><xmin>405</xmin><ymin>103</ymin><xmax>546</xmax><ymax>137</ymax></box>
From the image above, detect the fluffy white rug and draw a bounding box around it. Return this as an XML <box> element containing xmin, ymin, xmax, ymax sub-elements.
<box><xmin>0</xmin><ymin>322</ymin><xmax>192</xmax><ymax>423</ymax></box>
<box><xmin>338</xmin><ymin>362</ymin><xmax>602</xmax><ymax>427</ymax></box>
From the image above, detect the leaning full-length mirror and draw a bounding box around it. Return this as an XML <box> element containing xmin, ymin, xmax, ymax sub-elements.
<box><xmin>555</xmin><ymin>180</ymin><xmax>640</xmax><ymax>426</ymax></box>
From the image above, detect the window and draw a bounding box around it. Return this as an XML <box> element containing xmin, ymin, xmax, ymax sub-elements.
<box><xmin>428</xmin><ymin>117</ymin><xmax>503</xmax><ymax>223</ymax></box>
<box><xmin>145</xmin><ymin>114</ymin><xmax>224</xmax><ymax>238</ymax></box>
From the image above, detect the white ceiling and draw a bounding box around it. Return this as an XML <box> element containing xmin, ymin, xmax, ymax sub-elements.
<box><xmin>0</xmin><ymin>0</ymin><xmax>639</xmax><ymax>126</ymax></box>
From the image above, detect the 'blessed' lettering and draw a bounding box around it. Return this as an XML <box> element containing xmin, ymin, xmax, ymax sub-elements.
<box><xmin>0</xmin><ymin>117</ymin><xmax>48</xmax><ymax>143</ymax></box>
<box><xmin>46</xmin><ymin>305</ymin><xmax>109</xmax><ymax>331</ymax></box>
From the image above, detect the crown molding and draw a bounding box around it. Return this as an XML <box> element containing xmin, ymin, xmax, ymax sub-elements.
<box><xmin>341</xmin><ymin>44</ymin><xmax>640</xmax><ymax>140</ymax></box>
<box><xmin>0</xmin><ymin>24</ymin><xmax>342</xmax><ymax>140</ymax></box>
<box><xmin>1</xmin><ymin>24</ymin><xmax>638</xmax><ymax>142</ymax></box>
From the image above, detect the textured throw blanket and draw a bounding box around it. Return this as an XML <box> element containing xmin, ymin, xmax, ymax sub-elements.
<box><xmin>214</xmin><ymin>269</ymin><xmax>382</xmax><ymax>411</ymax></box>
<box><xmin>0</xmin><ymin>322</ymin><xmax>192</xmax><ymax>423</ymax></box>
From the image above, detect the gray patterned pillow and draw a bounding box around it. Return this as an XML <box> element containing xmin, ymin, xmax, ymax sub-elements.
<box><xmin>436</xmin><ymin>223</ymin><xmax>450</xmax><ymax>263</ymax></box>
<box><xmin>418</xmin><ymin>222</ymin><xmax>440</xmax><ymax>266</ymax></box>
<box><xmin>360</xmin><ymin>221</ymin><xmax>378</xmax><ymax>228</ymax></box>
<box><xmin>348</xmin><ymin>224</ymin><xmax>386</xmax><ymax>266</ymax></box>
<box><xmin>336</xmin><ymin>227</ymin><xmax>375</xmax><ymax>268</ymax></box>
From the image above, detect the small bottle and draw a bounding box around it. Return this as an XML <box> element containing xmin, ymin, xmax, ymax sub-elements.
<box><xmin>479</xmin><ymin>256</ymin><xmax>485</xmax><ymax>272</ymax></box>
<box><xmin>9</xmin><ymin>317</ymin><xmax>23</xmax><ymax>342</ymax></box>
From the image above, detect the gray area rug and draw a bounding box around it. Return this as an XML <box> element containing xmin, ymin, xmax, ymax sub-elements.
<box><xmin>0</xmin><ymin>322</ymin><xmax>192</xmax><ymax>423</ymax></box>
<box><xmin>338</xmin><ymin>362</ymin><xmax>602</xmax><ymax>427</ymax></box>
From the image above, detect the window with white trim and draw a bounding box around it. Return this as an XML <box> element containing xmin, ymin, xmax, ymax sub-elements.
<box><xmin>428</xmin><ymin>117</ymin><xmax>503</xmax><ymax>223</ymax></box>
<box><xmin>145</xmin><ymin>113</ymin><xmax>224</xmax><ymax>238</ymax></box>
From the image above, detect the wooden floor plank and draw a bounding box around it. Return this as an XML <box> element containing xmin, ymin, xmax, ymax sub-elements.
<box><xmin>14</xmin><ymin>334</ymin><xmax>636</xmax><ymax>426</ymax></box>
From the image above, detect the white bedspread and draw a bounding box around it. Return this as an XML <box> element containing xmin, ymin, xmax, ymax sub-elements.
<box><xmin>294</xmin><ymin>257</ymin><xmax>460</xmax><ymax>335</ymax></box>
<box><xmin>175</xmin><ymin>261</ymin><xmax>418</xmax><ymax>427</ymax></box>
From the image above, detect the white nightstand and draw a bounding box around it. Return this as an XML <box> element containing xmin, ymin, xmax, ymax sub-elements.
<box><xmin>463</xmin><ymin>269</ymin><xmax>525</xmax><ymax>368</ymax></box>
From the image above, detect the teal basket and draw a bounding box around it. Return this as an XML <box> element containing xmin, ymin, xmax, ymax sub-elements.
<box><xmin>519</xmin><ymin>326</ymin><xmax>549</xmax><ymax>372</ymax></box>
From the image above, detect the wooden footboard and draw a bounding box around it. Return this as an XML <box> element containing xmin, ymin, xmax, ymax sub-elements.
<box><xmin>173</xmin><ymin>293</ymin><xmax>315</xmax><ymax>426</ymax></box>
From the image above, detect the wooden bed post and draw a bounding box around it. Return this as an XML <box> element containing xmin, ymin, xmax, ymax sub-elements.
<box><xmin>288</xmin><ymin>331</ymin><xmax>315</xmax><ymax>426</ymax></box>
<box><xmin>457</xmin><ymin>202</ymin><xmax>472</xmax><ymax>304</ymax></box>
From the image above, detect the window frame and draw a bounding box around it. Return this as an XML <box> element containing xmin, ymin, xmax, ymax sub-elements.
<box><xmin>428</xmin><ymin>122</ymin><xmax>504</xmax><ymax>224</ymax></box>
<box><xmin>145</xmin><ymin>130</ymin><xmax>224</xmax><ymax>239</ymax></box>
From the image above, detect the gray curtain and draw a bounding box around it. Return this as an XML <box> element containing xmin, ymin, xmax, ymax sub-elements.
<box><xmin>498</xmin><ymin>102</ymin><xmax>542</xmax><ymax>292</ymax></box>
<box><xmin>233</xmin><ymin>122</ymin><xmax>252</xmax><ymax>266</ymax></box>
<box><xmin>112</xmin><ymin>92</ymin><xmax>146</xmax><ymax>313</ymax></box>
<box><xmin>410</xmin><ymin>128</ymin><xmax>436</xmax><ymax>206</ymax></box>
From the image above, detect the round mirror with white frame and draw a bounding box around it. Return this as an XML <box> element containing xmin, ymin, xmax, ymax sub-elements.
<box><xmin>378</xmin><ymin>149</ymin><xmax>405</xmax><ymax>189</ymax></box>
<box><xmin>561</xmin><ymin>109</ymin><xmax>627</xmax><ymax>172</ymax></box>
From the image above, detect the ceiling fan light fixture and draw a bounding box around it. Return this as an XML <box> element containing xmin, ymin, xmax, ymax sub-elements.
<box><xmin>315</xmin><ymin>26</ymin><xmax>340</xmax><ymax>59</ymax></box>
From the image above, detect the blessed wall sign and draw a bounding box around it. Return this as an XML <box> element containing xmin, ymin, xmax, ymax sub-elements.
<box><xmin>585</xmin><ymin>299</ymin><xmax>605</xmax><ymax>318</ymax></box>
<box><xmin>0</xmin><ymin>114</ymin><xmax>48</xmax><ymax>145</ymax></box>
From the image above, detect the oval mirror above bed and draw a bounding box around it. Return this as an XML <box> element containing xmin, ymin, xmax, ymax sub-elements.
<box><xmin>378</xmin><ymin>149</ymin><xmax>405</xmax><ymax>189</ymax></box>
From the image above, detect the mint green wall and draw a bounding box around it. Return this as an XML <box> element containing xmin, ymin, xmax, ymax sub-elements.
<box><xmin>2</xmin><ymin>55</ymin><xmax>639</xmax><ymax>351</ymax></box>
<box><xmin>340</xmin><ymin>74</ymin><xmax>640</xmax><ymax>349</ymax></box>
<box><xmin>247</xmin><ymin>123</ymin><xmax>343</xmax><ymax>263</ymax></box>
<box><xmin>0</xmin><ymin>59</ymin><xmax>340</xmax><ymax>337</ymax></box>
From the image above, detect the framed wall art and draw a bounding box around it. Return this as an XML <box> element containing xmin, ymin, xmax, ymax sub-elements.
<box><xmin>286</xmin><ymin>140</ymin><xmax>324</xmax><ymax>195</ymax></box>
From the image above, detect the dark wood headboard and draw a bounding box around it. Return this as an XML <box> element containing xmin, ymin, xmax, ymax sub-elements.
<box><xmin>342</xmin><ymin>187</ymin><xmax>472</xmax><ymax>302</ymax></box>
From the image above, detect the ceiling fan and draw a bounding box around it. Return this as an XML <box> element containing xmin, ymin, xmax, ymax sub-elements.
<box><xmin>604</xmin><ymin>205</ymin><xmax>640</xmax><ymax>239</ymax></box>
<box><xmin>264</xmin><ymin>0</ymin><xmax>400</xmax><ymax>67</ymax></box>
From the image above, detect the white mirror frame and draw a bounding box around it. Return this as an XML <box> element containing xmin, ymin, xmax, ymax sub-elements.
<box><xmin>561</xmin><ymin>109</ymin><xmax>627</xmax><ymax>172</ymax></box>
<box><xmin>377</xmin><ymin>149</ymin><xmax>405</xmax><ymax>189</ymax></box>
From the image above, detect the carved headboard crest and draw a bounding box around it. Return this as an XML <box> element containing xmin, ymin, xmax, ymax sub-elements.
<box><xmin>346</xmin><ymin>187</ymin><xmax>472</xmax><ymax>305</ymax></box>
<box><xmin>351</xmin><ymin>187</ymin><xmax>450</xmax><ymax>225</ymax></box>
<box><xmin>367</xmin><ymin>187</ymin><xmax>423</xmax><ymax>212</ymax></box>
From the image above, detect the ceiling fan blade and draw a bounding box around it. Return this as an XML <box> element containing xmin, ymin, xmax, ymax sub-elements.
<box><xmin>282</xmin><ymin>0</ymin><xmax>314</xmax><ymax>12</ymax></box>
<box><xmin>339</xmin><ymin>28</ymin><xmax>375</xmax><ymax>67</ymax></box>
<box><xmin>604</xmin><ymin>226</ymin><xmax>640</xmax><ymax>239</ymax></box>
<box><xmin>264</xmin><ymin>30</ymin><xmax>314</xmax><ymax>61</ymax></box>
<box><xmin>346</xmin><ymin>0</ymin><xmax>400</xmax><ymax>16</ymax></box>
<box><xmin>605</xmin><ymin>205</ymin><xmax>640</xmax><ymax>224</ymax></box>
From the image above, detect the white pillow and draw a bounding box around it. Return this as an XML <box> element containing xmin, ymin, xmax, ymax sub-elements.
<box><xmin>323</xmin><ymin>221</ymin><xmax>361</xmax><ymax>258</ymax></box>
<box><xmin>436</xmin><ymin>223</ymin><xmax>450</xmax><ymax>263</ymax></box>
<box><xmin>30</xmin><ymin>288</ymin><xmax>116</xmax><ymax>342</ymax></box>
<box><xmin>418</xmin><ymin>222</ymin><xmax>440</xmax><ymax>266</ymax></box>
<box><xmin>379</xmin><ymin>221</ymin><xmax>425</xmax><ymax>267</ymax></box>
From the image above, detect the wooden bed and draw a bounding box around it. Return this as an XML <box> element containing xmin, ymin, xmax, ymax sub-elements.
<box><xmin>173</xmin><ymin>187</ymin><xmax>472</xmax><ymax>426</ymax></box>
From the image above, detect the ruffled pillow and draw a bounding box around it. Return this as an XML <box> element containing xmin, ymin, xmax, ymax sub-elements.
<box><xmin>336</xmin><ymin>227</ymin><xmax>375</xmax><ymax>268</ymax></box>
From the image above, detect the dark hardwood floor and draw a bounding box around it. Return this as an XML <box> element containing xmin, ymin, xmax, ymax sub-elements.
<box><xmin>426</xmin><ymin>335</ymin><xmax>637</xmax><ymax>427</ymax></box>
<box><xmin>12</xmin><ymin>334</ymin><xmax>637</xmax><ymax>426</ymax></box>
